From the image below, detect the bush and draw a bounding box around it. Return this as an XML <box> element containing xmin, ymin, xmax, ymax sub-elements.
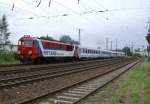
<box><xmin>147</xmin><ymin>57</ymin><xmax>150</xmax><ymax>61</ymax></box>
<box><xmin>0</xmin><ymin>53</ymin><xmax>19</xmax><ymax>64</ymax></box>
<box><xmin>133</xmin><ymin>53</ymin><xmax>142</xmax><ymax>58</ymax></box>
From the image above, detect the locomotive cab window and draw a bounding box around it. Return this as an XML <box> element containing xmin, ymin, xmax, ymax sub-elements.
<box><xmin>18</xmin><ymin>41</ymin><xmax>21</xmax><ymax>45</ymax></box>
<box><xmin>21</xmin><ymin>40</ymin><xmax>33</xmax><ymax>46</ymax></box>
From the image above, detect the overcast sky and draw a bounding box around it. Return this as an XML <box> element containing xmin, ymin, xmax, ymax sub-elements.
<box><xmin>0</xmin><ymin>0</ymin><xmax>150</xmax><ymax>50</ymax></box>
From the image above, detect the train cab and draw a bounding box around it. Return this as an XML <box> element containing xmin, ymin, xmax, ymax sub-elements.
<box><xmin>17</xmin><ymin>35</ymin><xmax>39</xmax><ymax>62</ymax></box>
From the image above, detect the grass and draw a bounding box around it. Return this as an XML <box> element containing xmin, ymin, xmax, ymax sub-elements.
<box><xmin>109</xmin><ymin>59</ymin><xmax>150</xmax><ymax>104</ymax></box>
<box><xmin>0</xmin><ymin>53</ymin><xmax>20</xmax><ymax>64</ymax></box>
<box><xmin>78</xmin><ymin>59</ymin><xmax>150</xmax><ymax>104</ymax></box>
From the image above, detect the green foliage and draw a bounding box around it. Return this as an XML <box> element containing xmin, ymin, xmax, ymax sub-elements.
<box><xmin>135</xmin><ymin>48</ymin><xmax>140</xmax><ymax>52</ymax></box>
<box><xmin>40</xmin><ymin>35</ymin><xmax>55</xmax><ymax>41</ymax></box>
<box><xmin>147</xmin><ymin>57</ymin><xmax>150</xmax><ymax>61</ymax></box>
<box><xmin>0</xmin><ymin>14</ymin><xmax>10</xmax><ymax>44</ymax></box>
<box><xmin>60</xmin><ymin>35</ymin><xmax>72</xmax><ymax>43</ymax></box>
<box><xmin>133</xmin><ymin>53</ymin><xmax>142</xmax><ymax>58</ymax></box>
<box><xmin>109</xmin><ymin>60</ymin><xmax>150</xmax><ymax>104</ymax></box>
<box><xmin>147</xmin><ymin>45</ymin><xmax>150</xmax><ymax>57</ymax></box>
<box><xmin>146</xmin><ymin>33</ymin><xmax>150</xmax><ymax>44</ymax></box>
<box><xmin>0</xmin><ymin>53</ymin><xmax>19</xmax><ymax>64</ymax></box>
<box><xmin>79</xmin><ymin>59</ymin><xmax>150</xmax><ymax>104</ymax></box>
<box><xmin>146</xmin><ymin>32</ymin><xmax>150</xmax><ymax>57</ymax></box>
<box><xmin>122</xmin><ymin>47</ymin><xmax>132</xmax><ymax>56</ymax></box>
<box><xmin>59</xmin><ymin>35</ymin><xmax>79</xmax><ymax>45</ymax></box>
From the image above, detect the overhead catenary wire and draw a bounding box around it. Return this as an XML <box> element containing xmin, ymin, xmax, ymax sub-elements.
<box><xmin>80</xmin><ymin>0</ymin><xmax>96</xmax><ymax>11</ymax></box>
<box><xmin>21</xmin><ymin>0</ymin><xmax>55</xmax><ymax>18</ymax></box>
<box><xmin>48</xmin><ymin>0</ymin><xmax>51</xmax><ymax>7</ymax></box>
<box><xmin>53</xmin><ymin>0</ymin><xmax>79</xmax><ymax>15</ymax></box>
<box><xmin>53</xmin><ymin>0</ymin><xmax>90</xmax><ymax>21</ymax></box>
<box><xmin>37</xmin><ymin>0</ymin><xmax>42</xmax><ymax>7</ymax></box>
<box><xmin>78</xmin><ymin>0</ymin><xmax>80</xmax><ymax>4</ymax></box>
<box><xmin>1</xmin><ymin>0</ymin><xmax>149</xmax><ymax>22</ymax></box>
<box><xmin>0</xmin><ymin>1</ymin><xmax>43</xmax><ymax>18</ymax></box>
<box><xmin>92</xmin><ymin>0</ymin><xmax>109</xmax><ymax>20</ymax></box>
<box><xmin>108</xmin><ymin>7</ymin><xmax>148</xmax><ymax>12</ymax></box>
<box><xmin>93</xmin><ymin>0</ymin><xmax>106</xmax><ymax>10</ymax></box>
<box><xmin>77</xmin><ymin>0</ymin><xmax>109</xmax><ymax>20</ymax></box>
<box><xmin>12</xmin><ymin>1</ymin><xmax>15</xmax><ymax>11</ymax></box>
<box><xmin>34</xmin><ymin>0</ymin><xmax>106</xmax><ymax>19</ymax></box>
<box><xmin>77</xmin><ymin>1</ymin><xmax>96</xmax><ymax>15</ymax></box>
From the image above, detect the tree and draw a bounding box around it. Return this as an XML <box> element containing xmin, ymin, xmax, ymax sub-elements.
<box><xmin>40</xmin><ymin>35</ymin><xmax>55</xmax><ymax>41</ymax></box>
<box><xmin>60</xmin><ymin>35</ymin><xmax>72</xmax><ymax>43</ymax></box>
<box><xmin>9</xmin><ymin>44</ymin><xmax>14</xmax><ymax>52</ymax></box>
<box><xmin>0</xmin><ymin>15</ymin><xmax>10</xmax><ymax>44</ymax></box>
<box><xmin>135</xmin><ymin>48</ymin><xmax>140</xmax><ymax>52</ymax></box>
<box><xmin>146</xmin><ymin>32</ymin><xmax>150</xmax><ymax>57</ymax></box>
<box><xmin>147</xmin><ymin>45</ymin><xmax>150</xmax><ymax>57</ymax></box>
<box><xmin>72</xmin><ymin>40</ymin><xmax>79</xmax><ymax>45</ymax></box>
<box><xmin>59</xmin><ymin>35</ymin><xmax>79</xmax><ymax>45</ymax></box>
<box><xmin>146</xmin><ymin>32</ymin><xmax>150</xmax><ymax>44</ymax></box>
<box><xmin>122</xmin><ymin>47</ymin><xmax>132</xmax><ymax>56</ymax></box>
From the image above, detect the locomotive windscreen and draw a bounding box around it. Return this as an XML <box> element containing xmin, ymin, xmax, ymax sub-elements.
<box><xmin>20</xmin><ymin>40</ymin><xmax>33</xmax><ymax>46</ymax></box>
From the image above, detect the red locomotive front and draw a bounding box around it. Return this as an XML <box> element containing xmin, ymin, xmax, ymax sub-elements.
<box><xmin>17</xmin><ymin>35</ymin><xmax>39</xmax><ymax>63</ymax></box>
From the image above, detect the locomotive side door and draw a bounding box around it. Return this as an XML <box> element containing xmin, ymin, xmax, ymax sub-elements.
<box><xmin>33</xmin><ymin>40</ymin><xmax>40</xmax><ymax>59</ymax></box>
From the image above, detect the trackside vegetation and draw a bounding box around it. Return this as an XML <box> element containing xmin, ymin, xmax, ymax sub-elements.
<box><xmin>79</xmin><ymin>59</ymin><xmax>150</xmax><ymax>104</ymax></box>
<box><xmin>0</xmin><ymin>53</ymin><xmax>19</xmax><ymax>64</ymax></box>
<box><xmin>109</xmin><ymin>59</ymin><xmax>150</xmax><ymax>104</ymax></box>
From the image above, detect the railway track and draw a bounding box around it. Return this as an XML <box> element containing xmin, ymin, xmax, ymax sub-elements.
<box><xmin>0</xmin><ymin>58</ymin><xmax>138</xmax><ymax>104</ymax></box>
<box><xmin>0</xmin><ymin>58</ymin><xmax>122</xmax><ymax>74</ymax></box>
<box><xmin>0</xmin><ymin>63</ymin><xmax>24</xmax><ymax>68</ymax></box>
<box><xmin>0</xmin><ymin>58</ymin><xmax>127</xmax><ymax>89</ymax></box>
<box><xmin>0</xmin><ymin>59</ymin><xmax>125</xmax><ymax>88</ymax></box>
<box><xmin>35</xmin><ymin>60</ymin><xmax>139</xmax><ymax>104</ymax></box>
<box><xmin>0</xmin><ymin>58</ymin><xmax>122</xmax><ymax>72</ymax></box>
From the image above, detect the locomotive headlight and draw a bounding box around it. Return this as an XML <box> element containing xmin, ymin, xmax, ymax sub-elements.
<box><xmin>28</xmin><ymin>51</ymin><xmax>32</xmax><ymax>55</ymax></box>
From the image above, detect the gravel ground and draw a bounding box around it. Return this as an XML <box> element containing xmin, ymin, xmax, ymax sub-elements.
<box><xmin>0</xmin><ymin>59</ymin><xmax>132</xmax><ymax>104</ymax></box>
<box><xmin>78</xmin><ymin>60</ymin><xmax>142</xmax><ymax>104</ymax></box>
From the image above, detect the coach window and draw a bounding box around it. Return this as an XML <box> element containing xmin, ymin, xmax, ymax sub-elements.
<box><xmin>82</xmin><ymin>49</ymin><xmax>84</xmax><ymax>53</ymax></box>
<box><xmin>83</xmin><ymin>49</ymin><xmax>85</xmax><ymax>53</ymax></box>
<box><xmin>60</xmin><ymin>44</ymin><xmax>64</xmax><ymax>50</ymax></box>
<box><xmin>99</xmin><ymin>51</ymin><xmax>101</xmax><ymax>54</ymax></box>
<box><xmin>66</xmin><ymin>45</ymin><xmax>73</xmax><ymax>51</ymax></box>
<box><xmin>92</xmin><ymin>50</ymin><xmax>93</xmax><ymax>54</ymax></box>
<box><xmin>97</xmin><ymin>51</ymin><xmax>98</xmax><ymax>54</ymax></box>
<box><xmin>86</xmin><ymin>49</ymin><xmax>88</xmax><ymax>53</ymax></box>
<box><xmin>90</xmin><ymin>50</ymin><xmax>92</xmax><ymax>54</ymax></box>
<box><xmin>84</xmin><ymin>49</ymin><xmax>86</xmax><ymax>53</ymax></box>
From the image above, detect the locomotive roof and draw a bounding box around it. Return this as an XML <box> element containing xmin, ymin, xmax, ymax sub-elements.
<box><xmin>79</xmin><ymin>46</ymin><xmax>125</xmax><ymax>53</ymax></box>
<box><xmin>19</xmin><ymin>35</ymin><xmax>36</xmax><ymax>41</ymax></box>
<box><xmin>40</xmin><ymin>39</ymin><xmax>74</xmax><ymax>46</ymax></box>
<box><xmin>19</xmin><ymin>35</ymin><xmax>75</xmax><ymax>46</ymax></box>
